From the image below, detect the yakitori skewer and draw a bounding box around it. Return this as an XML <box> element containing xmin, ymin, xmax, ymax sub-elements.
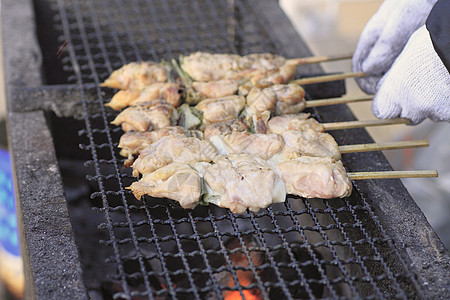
<box><xmin>348</xmin><ymin>170</ymin><xmax>438</xmax><ymax>180</ymax></box>
<box><xmin>286</xmin><ymin>53</ymin><xmax>353</xmax><ymax>66</ymax></box>
<box><xmin>305</xmin><ymin>95</ymin><xmax>373</xmax><ymax>108</ymax></box>
<box><xmin>323</xmin><ymin>118</ymin><xmax>410</xmax><ymax>131</ymax></box>
<box><xmin>291</xmin><ymin>72</ymin><xmax>366</xmax><ymax>85</ymax></box>
<box><xmin>339</xmin><ymin>140</ymin><xmax>429</xmax><ymax>154</ymax></box>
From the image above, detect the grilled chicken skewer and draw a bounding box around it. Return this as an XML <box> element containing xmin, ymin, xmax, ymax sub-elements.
<box><xmin>174</xmin><ymin>54</ymin><xmax>298</xmax><ymax>104</ymax></box>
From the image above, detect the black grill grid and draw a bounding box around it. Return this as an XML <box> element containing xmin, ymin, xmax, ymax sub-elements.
<box><xmin>52</xmin><ymin>0</ymin><xmax>423</xmax><ymax>298</ymax></box>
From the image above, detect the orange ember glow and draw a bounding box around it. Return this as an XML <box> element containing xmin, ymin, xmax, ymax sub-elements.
<box><xmin>225</xmin><ymin>289</ymin><xmax>261</xmax><ymax>300</ymax></box>
<box><xmin>223</xmin><ymin>269</ymin><xmax>263</xmax><ymax>300</ymax></box>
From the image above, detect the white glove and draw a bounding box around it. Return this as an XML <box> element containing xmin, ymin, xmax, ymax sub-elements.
<box><xmin>353</xmin><ymin>0</ymin><xmax>438</xmax><ymax>94</ymax></box>
<box><xmin>372</xmin><ymin>26</ymin><xmax>450</xmax><ymax>124</ymax></box>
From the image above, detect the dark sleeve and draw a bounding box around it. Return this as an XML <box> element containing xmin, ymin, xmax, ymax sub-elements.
<box><xmin>426</xmin><ymin>0</ymin><xmax>450</xmax><ymax>71</ymax></box>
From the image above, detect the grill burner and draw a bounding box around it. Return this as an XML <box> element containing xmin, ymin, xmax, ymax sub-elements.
<box><xmin>3</xmin><ymin>0</ymin><xmax>449</xmax><ymax>299</ymax></box>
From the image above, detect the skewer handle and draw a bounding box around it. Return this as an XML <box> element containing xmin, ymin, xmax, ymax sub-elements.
<box><xmin>348</xmin><ymin>170</ymin><xmax>438</xmax><ymax>180</ymax></box>
<box><xmin>305</xmin><ymin>95</ymin><xmax>373</xmax><ymax>108</ymax></box>
<box><xmin>291</xmin><ymin>72</ymin><xmax>366</xmax><ymax>85</ymax></box>
<box><xmin>323</xmin><ymin>118</ymin><xmax>410</xmax><ymax>130</ymax></box>
<box><xmin>286</xmin><ymin>54</ymin><xmax>353</xmax><ymax>66</ymax></box>
<box><xmin>339</xmin><ymin>140</ymin><xmax>429</xmax><ymax>153</ymax></box>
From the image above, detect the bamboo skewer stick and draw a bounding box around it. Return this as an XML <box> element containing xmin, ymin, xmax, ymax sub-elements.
<box><xmin>348</xmin><ymin>170</ymin><xmax>438</xmax><ymax>180</ymax></box>
<box><xmin>323</xmin><ymin>118</ymin><xmax>410</xmax><ymax>131</ymax></box>
<box><xmin>339</xmin><ymin>140</ymin><xmax>429</xmax><ymax>153</ymax></box>
<box><xmin>286</xmin><ymin>54</ymin><xmax>353</xmax><ymax>66</ymax></box>
<box><xmin>291</xmin><ymin>72</ymin><xmax>366</xmax><ymax>85</ymax></box>
<box><xmin>305</xmin><ymin>95</ymin><xmax>373</xmax><ymax>108</ymax></box>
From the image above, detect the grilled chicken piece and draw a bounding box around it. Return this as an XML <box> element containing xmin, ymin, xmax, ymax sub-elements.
<box><xmin>246</xmin><ymin>84</ymin><xmax>306</xmax><ymax>115</ymax></box>
<box><xmin>195</xmin><ymin>95</ymin><xmax>245</xmax><ymax>125</ymax></box>
<box><xmin>101</xmin><ymin>62</ymin><xmax>169</xmax><ymax>90</ymax></box>
<box><xmin>181</xmin><ymin>52</ymin><xmax>289</xmax><ymax>82</ymax></box>
<box><xmin>197</xmin><ymin>154</ymin><xmax>286</xmax><ymax>214</ymax></box>
<box><xmin>240</xmin><ymin>53</ymin><xmax>286</xmax><ymax>70</ymax></box>
<box><xmin>203</xmin><ymin>118</ymin><xmax>249</xmax><ymax>140</ymax></box>
<box><xmin>132</xmin><ymin>136</ymin><xmax>218</xmax><ymax>177</ymax></box>
<box><xmin>106</xmin><ymin>82</ymin><xmax>181</xmax><ymax>110</ymax></box>
<box><xmin>276</xmin><ymin>156</ymin><xmax>352</xmax><ymax>199</ymax></box>
<box><xmin>249</xmin><ymin>64</ymin><xmax>298</xmax><ymax>88</ymax></box>
<box><xmin>192</xmin><ymin>79</ymin><xmax>239</xmax><ymax>98</ymax></box>
<box><xmin>272</xmin><ymin>84</ymin><xmax>306</xmax><ymax>115</ymax></box>
<box><xmin>210</xmin><ymin>131</ymin><xmax>284</xmax><ymax>160</ymax></box>
<box><xmin>111</xmin><ymin>102</ymin><xmax>174</xmax><ymax>132</ymax></box>
<box><xmin>251</xmin><ymin>111</ymin><xmax>270</xmax><ymax>134</ymax></box>
<box><xmin>237</xmin><ymin>81</ymin><xmax>254</xmax><ymax>97</ymax></box>
<box><xmin>246</xmin><ymin>86</ymin><xmax>277</xmax><ymax>115</ymax></box>
<box><xmin>130</xmin><ymin>163</ymin><xmax>202</xmax><ymax>209</ymax></box>
<box><xmin>118</xmin><ymin>127</ymin><xmax>186</xmax><ymax>167</ymax></box>
<box><xmin>268</xmin><ymin>113</ymin><xmax>325</xmax><ymax>134</ymax></box>
<box><xmin>181</xmin><ymin>52</ymin><xmax>242</xmax><ymax>81</ymax></box>
<box><xmin>277</xmin><ymin>129</ymin><xmax>341</xmax><ymax>162</ymax></box>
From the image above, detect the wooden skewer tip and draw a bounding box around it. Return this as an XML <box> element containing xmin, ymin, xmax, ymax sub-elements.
<box><xmin>287</xmin><ymin>54</ymin><xmax>354</xmax><ymax>66</ymax></box>
<box><xmin>338</xmin><ymin>140</ymin><xmax>429</xmax><ymax>153</ymax></box>
<box><xmin>348</xmin><ymin>170</ymin><xmax>438</xmax><ymax>180</ymax></box>
<box><xmin>305</xmin><ymin>95</ymin><xmax>374</xmax><ymax>108</ymax></box>
<box><xmin>323</xmin><ymin>118</ymin><xmax>411</xmax><ymax>131</ymax></box>
<box><xmin>292</xmin><ymin>72</ymin><xmax>366</xmax><ymax>85</ymax></box>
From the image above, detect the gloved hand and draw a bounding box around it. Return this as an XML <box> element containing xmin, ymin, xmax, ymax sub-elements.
<box><xmin>353</xmin><ymin>0</ymin><xmax>438</xmax><ymax>94</ymax></box>
<box><xmin>372</xmin><ymin>26</ymin><xmax>450</xmax><ymax>124</ymax></box>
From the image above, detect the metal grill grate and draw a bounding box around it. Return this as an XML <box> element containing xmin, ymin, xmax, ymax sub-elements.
<box><xmin>50</xmin><ymin>0</ymin><xmax>424</xmax><ymax>298</ymax></box>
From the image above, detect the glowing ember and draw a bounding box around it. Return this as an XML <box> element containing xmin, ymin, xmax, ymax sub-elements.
<box><xmin>225</xmin><ymin>289</ymin><xmax>262</xmax><ymax>300</ymax></box>
<box><xmin>221</xmin><ymin>238</ymin><xmax>264</xmax><ymax>300</ymax></box>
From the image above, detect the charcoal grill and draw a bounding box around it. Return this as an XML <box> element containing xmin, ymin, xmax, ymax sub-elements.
<box><xmin>2</xmin><ymin>0</ymin><xmax>449</xmax><ymax>299</ymax></box>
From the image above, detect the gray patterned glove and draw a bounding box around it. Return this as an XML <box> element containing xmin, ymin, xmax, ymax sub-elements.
<box><xmin>353</xmin><ymin>0</ymin><xmax>438</xmax><ymax>94</ymax></box>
